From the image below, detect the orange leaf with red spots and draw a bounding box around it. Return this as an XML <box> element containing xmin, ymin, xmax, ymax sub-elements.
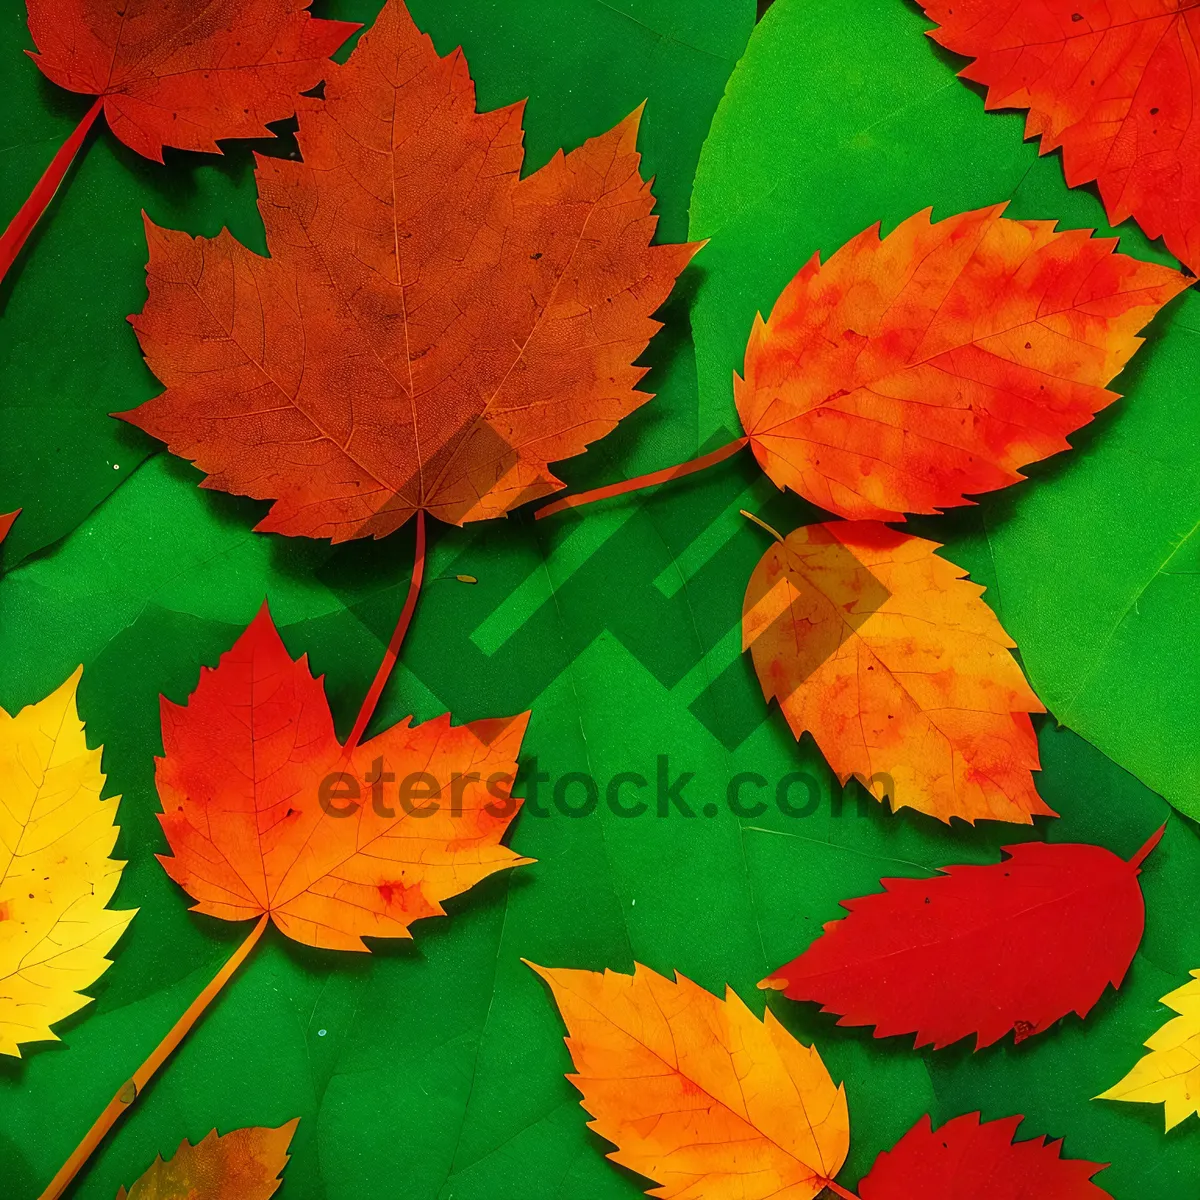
<box><xmin>743</xmin><ymin>520</ymin><xmax>1048</xmax><ymax>825</ymax></box>
<box><xmin>736</xmin><ymin>204</ymin><xmax>1187</xmax><ymax>521</ymax></box>
<box><xmin>120</xmin><ymin>0</ymin><xmax>699</xmax><ymax>542</ymax></box>
<box><xmin>155</xmin><ymin>604</ymin><xmax>530</xmax><ymax>951</ymax></box>
<box><xmin>920</xmin><ymin>0</ymin><xmax>1200</xmax><ymax>275</ymax></box>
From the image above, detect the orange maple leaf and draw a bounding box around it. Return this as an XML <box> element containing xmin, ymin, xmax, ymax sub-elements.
<box><xmin>156</xmin><ymin>604</ymin><xmax>531</xmax><ymax>951</ymax></box>
<box><xmin>25</xmin><ymin>0</ymin><xmax>356</xmax><ymax>162</ymax></box>
<box><xmin>743</xmin><ymin>520</ymin><xmax>1049</xmax><ymax>825</ymax></box>
<box><xmin>120</xmin><ymin>0</ymin><xmax>699</xmax><ymax>542</ymax></box>
<box><xmin>736</xmin><ymin>204</ymin><xmax>1188</xmax><ymax>522</ymax></box>
<box><xmin>920</xmin><ymin>0</ymin><xmax>1200</xmax><ymax>275</ymax></box>
<box><xmin>529</xmin><ymin>961</ymin><xmax>852</xmax><ymax>1200</ymax></box>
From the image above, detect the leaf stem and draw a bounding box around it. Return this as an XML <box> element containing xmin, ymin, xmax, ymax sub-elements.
<box><xmin>534</xmin><ymin>436</ymin><xmax>749</xmax><ymax>519</ymax></box>
<box><xmin>38</xmin><ymin>913</ymin><xmax>269</xmax><ymax>1200</ymax></box>
<box><xmin>1</xmin><ymin>97</ymin><xmax>104</xmax><ymax>286</ymax></box>
<box><xmin>1129</xmin><ymin>822</ymin><xmax>1167</xmax><ymax>868</ymax></box>
<box><xmin>345</xmin><ymin>508</ymin><xmax>427</xmax><ymax>753</ymax></box>
<box><xmin>825</xmin><ymin>1182</ymin><xmax>862</xmax><ymax>1200</ymax></box>
<box><xmin>740</xmin><ymin>508</ymin><xmax>784</xmax><ymax>543</ymax></box>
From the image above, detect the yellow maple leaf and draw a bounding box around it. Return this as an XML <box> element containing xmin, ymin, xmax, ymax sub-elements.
<box><xmin>0</xmin><ymin>668</ymin><xmax>136</xmax><ymax>1056</ymax></box>
<box><xmin>1097</xmin><ymin>969</ymin><xmax>1200</xmax><ymax>1130</ymax></box>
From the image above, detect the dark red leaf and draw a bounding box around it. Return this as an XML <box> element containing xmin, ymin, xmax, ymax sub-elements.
<box><xmin>859</xmin><ymin>1113</ymin><xmax>1111</xmax><ymax>1199</ymax></box>
<box><xmin>762</xmin><ymin>830</ymin><xmax>1162</xmax><ymax>1049</ymax></box>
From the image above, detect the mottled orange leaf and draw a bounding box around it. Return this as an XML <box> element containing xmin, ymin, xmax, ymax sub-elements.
<box><xmin>743</xmin><ymin>520</ymin><xmax>1048</xmax><ymax>825</ymax></box>
<box><xmin>529</xmin><ymin>961</ymin><xmax>850</xmax><ymax>1200</ymax></box>
<box><xmin>736</xmin><ymin>204</ymin><xmax>1188</xmax><ymax>521</ymax></box>
<box><xmin>156</xmin><ymin>604</ymin><xmax>530</xmax><ymax>951</ymax></box>
<box><xmin>920</xmin><ymin>0</ymin><xmax>1200</xmax><ymax>275</ymax></box>
<box><xmin>121</xmin><ymin>0</ymin><xmax>699</xmax><ymax>542</ymax></box>
<box><xmin>116</xmin><ymin>1120</ymin><xmax>297</xmax><ymax>1199</ymax></box>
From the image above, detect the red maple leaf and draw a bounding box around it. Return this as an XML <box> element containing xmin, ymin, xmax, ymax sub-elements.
<box><xmin>25</xmin><ymin>0</ymin><xmax>356</xmax><ymax>161</ymax></box>
<box><xmin>0</xmin><ymin>511</ymin><xmax>18</xmax><ymax>546</ymax></box>
<box><xmin>120</xmin><ymin>0</ymin><xmax>698</xmax><ymax>541</ymax></box>
<box><xmin>761</xmin><ymin>830</ymin><xmax>1163</xmax><ymax>1049</ymax></box>
<box><xmin>920</xmin><ymin>0</ymin><xmax>1200</xmax><ymax>273</ymax></box>
<box><xmin>1</xmin><ymin>1</ymin><xmax>356</xmax><ymax>283</ymax></box>
<box><xmin>859</xmin><ymin>1113</ymin><xmax>1111</xmax><ymax>1199</ymax></box>
<box><xmin>156</xmin><ymin>603</ymin><xmax>531</xmax><ymax>951</ymax></box>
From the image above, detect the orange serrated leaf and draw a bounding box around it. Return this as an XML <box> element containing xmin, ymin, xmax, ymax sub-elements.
<box><xmin>156</xmin><ymin>604</ymin><xmax>531</xmax><ymax>951</ymax></box>
<box><xmin>735</xmin><ymin>204</ymin><xmax>1188</xmax><ymax>521</ymax></box>
<box><xmin>115</xmin><ymin>1119</ymin><xmax>298</xmax><ymax>1199</ymax></box>
<box><xmin>529</xmin><ymin>961</ymin><xmax>850</xmax><ymax>1200</ymax></box>
<box><xmin>121</xmin><ymin>0</ymin><xmax>700</xmax><ymax>542</ymax></box>
<box><xmin>920</xmin><ymin>0</ymin><xmax>1200</xmax><ymax>274</ymax></box>
<box><xmin>743</xmin><ymin>520</ymin><xmax>1049</xmax><ymax>825</ymax></box>
<box><xmin>25</xmin><ymin>0</ymin><xmax>356</xmax><ymax>162</ymax></box>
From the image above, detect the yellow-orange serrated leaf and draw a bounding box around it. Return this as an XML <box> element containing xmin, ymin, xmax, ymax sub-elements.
<box><xmin>529</xmin><ymin>961</ymin><xmax>850</xmax><ymax>1199</ymax></box>
<box><xmin>743</xmin><ymin>521</ymin><xmax>1049</xmax><ymax>825</ymax></box>
<box><xmin>1098</xmin><ymin>970</ymin><xmax>1200</xmax><ymax>1131</ymax></box>
<box><xmin>115</xmin><ymin>1119</ymin><xmax>298</xmax><ymax>1199</ymax></box>
<box><xmin>0</xmin><ymin>669</ymin><xmax>135</xmax><ymax>1056</ymax></box>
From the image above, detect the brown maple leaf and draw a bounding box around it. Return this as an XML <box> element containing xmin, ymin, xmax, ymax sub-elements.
<box><xmin>121</xmin><ymin>0</ymin><xmax>699</xmax><ymax>541</ymax></box>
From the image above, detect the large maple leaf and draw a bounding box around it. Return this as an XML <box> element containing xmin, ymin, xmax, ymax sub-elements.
<box><xmin>529</xmin><ymin>962</ymin><xmax>851</xmax><ymax>1200</ymax></box>
<box><xmin>24</xmin><ymin>0</ymin><xmax>356</xmax><ymax>162</ymax></box>
<box><xmin>920</xmin><ymin>0</ymin><xmax>1200</xmax><ymax>275</ymax></box>
<box><xmin>0</xmin><ymin>668</ymin><xmax>136</xmax><ymax>1056</ymax></box>
<box><xmin>116</xmin><ymin>1120</ymin><xmax>298</xmax><ymax>1200</ymax></box>
<box><xmin>742</xmin><ymin>520</ymin><xmax>1048</xmax><ymax>824</ymax></box>
<box><xmin>859</xmin><ymin>1113</ymin><xmax>1111</xmax><ymax>1199</ymax></box>
<box><xmin>121</xmin><ymin>0</ymin><xmax>699</xmax><ymax>542</ymax></box>
<box><xmin>736</xmin><ymin>204</ymin><xmax>1188</xmax><ymax>522</ymax></box>
<box><xmin>762</xmin><ymin>831</ymin><xmax>1161</xmax><ymax>1050</ymax></box>
<box><xmin>1098</xmin><ymin>968</ymin><xmax>1200</xmax><ymax>1129</ymax></box>
<box><xmin>156</xmin><ymin>604</ymin><xmax>530</xmax><ymax>951</ymax></box>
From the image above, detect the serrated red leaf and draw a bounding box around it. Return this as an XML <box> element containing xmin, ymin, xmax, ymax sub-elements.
<box><xmin>24</xmin><ymin>0</ymin><xmax>356</xmax><ymax>161</ymax></box>
<box><xmin>762</xmin><ymin>831</ymin><xmax>1162</xmax><ymax>1049</ymax></box>
<box><xmin>120</xmin><ymin>0</ymin><xmax>699</xmax><ymax>541</ymax></box>
<box><xmin>859</xmin><ymin>1113</ymin><xmax>1111</xmax><ymax>1199</ymax></box>
<box><xmin>155</xmin><ymin>603</ymin><xmax>531</xmax><ymax>951</ymax></box>
<box><xmin>920</xmin><ymin>1</ymin><xmax>1200</xmax><ymax>274</ymax></box>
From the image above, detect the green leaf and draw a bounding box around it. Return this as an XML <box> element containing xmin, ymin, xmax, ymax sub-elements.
<box><xmin>689</xmin><ymin>0</ymin><xmax>1197</xmax><ymax>821</ymax></box>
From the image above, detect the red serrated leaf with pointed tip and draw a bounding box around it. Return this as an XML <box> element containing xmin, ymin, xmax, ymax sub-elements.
<box><xmin>0</xmin><ymin>511</ymin><xmax>17</xmax><ymax>545</ymax></box>
<box><xmin>919</xmin><ymin>1</ymin><xmax>1200</xmax><ymax>274</ymax></box>
<box><xmin>25</xmin><ymin>0</ymin><xmax>357</xmax><ymax>161</ymax></box>
<box><xmin>762</xmin><ymin>829</ymin><xmax>1163</xmax><ymax>1050</ymax></box>
<box><xmin>859</xmin><ymin>1113</ymin><xmax>1112</xmax><ymax>1199</ymax></box>
<box><xmin>120</xmin><ymin>0</ymin><xmax>699</xmax><ymax>542</ymax></box>
<box><xmin>156</xmin><ymin>602</ymin><xmax>531</xmax><ymax>951</ymax></box>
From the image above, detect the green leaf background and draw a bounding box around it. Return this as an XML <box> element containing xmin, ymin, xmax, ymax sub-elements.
<box><xmin>0</xmin><ymin>0</ymin><xmax>1196</xmax><ymax>1197</ymax></box>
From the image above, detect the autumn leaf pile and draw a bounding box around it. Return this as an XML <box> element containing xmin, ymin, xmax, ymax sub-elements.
<box><xmin>1</xmin><ymin>0</ymin><xmax>1197</xmax><ymax>1198</ymax></box>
